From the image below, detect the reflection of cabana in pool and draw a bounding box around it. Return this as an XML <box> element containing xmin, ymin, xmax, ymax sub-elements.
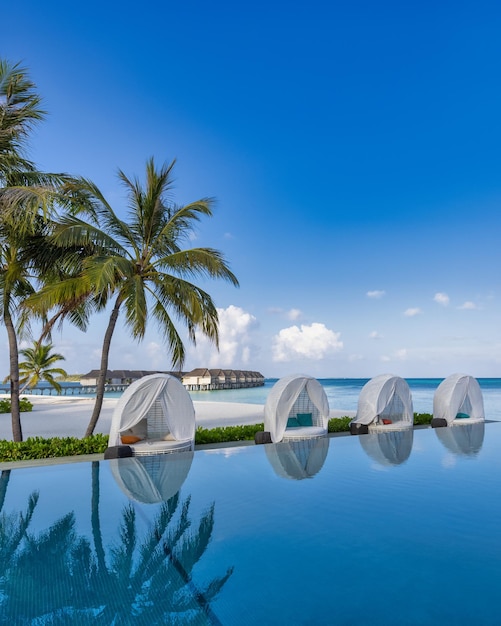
<box><xmin>264</xmin><ymin>374</ymin><xmax>330</xmax><ymax>443</ymax></box>
<box><xmin>110</xmin><ymin>452</ymin><xmax>194</xmax><ymax>503</ymax></box>
<box><xmin>107</xmin><ymin>373</ymin><xmax>195</xmax><ymax>456</ymax></box>
<box><xmin>431</xmin><ymin>373</ymin><xmax>485</xmax><ymax>428</ymax></box>
<box><xmin>359</xmin><ymin>429</ymin><xmax>414</xmax><ymax>466</ymax></box>
<box><xmin>265</xmin><ymin>437</ymin><xmax>329</xmax><ymax>480</ymax></box>
<box><xmin>435</xmin><ymin>421</ymin><xmax>485</xmax><ymax>457</ymax></box>
<box><xmin>350</xmin><ymin>374</ymin><xmax>413</xmax><ymax>435</ymax></box>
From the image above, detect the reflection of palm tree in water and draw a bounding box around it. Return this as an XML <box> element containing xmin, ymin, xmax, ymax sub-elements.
<box><xmin>90</xmin><ymin>461</ymin><xmax>233</xmax><ymax>624</ymax></box>
<box><xmin>0</xmin><ymin>470</ymin><xmax>39</xmax><ymax>583</ymax></box>
<box><xmin>0</xmin><ymin>464</ymin><xmax>233</xmax><ymax>624</ymax></box>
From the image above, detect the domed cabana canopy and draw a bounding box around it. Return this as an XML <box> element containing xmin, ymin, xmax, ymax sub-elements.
<box><xmin>264</xmin><ymin>374</ymin><xmax>330</xmax><ymax>443</ymax></box>
<box><xmin>350</xmin><ymin>374</ymin><xmax>413</xmax><ymax>435</ymax></box>
<box><xmin>110</xmin><ymin>452</ymin><xmax>194</xmax><ymax>503</ymax></box>
<box><xmin>432</xmin><ymin>373</ymin><xmax>484</xmax><ymax>428</ymax></box>
<box><xmin>435</xmin><ymin>421</ymin><xmax>485</xmax><ymax>457</ymax></box>
<box><xmin>359</xmin><ymin>429</ymin><xmax>414</xmax><ymax>467</ymax></box>
<box><xmin>265</xmin><ymin>437</ymin><xmax>329</xmax><ymax>480</ymax></box>
<box><xmin>108</xmin><ymin>373</ymin><xmax>195</xmax><ymax>455</ymax></box>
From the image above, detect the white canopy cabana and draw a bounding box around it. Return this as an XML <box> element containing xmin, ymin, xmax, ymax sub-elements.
<box><xmin>432</xmin><ymin>373</ymin><xmax>484</xmax><ymax>427</ymax></box>
<box><xmin>110</xmin><ymin>453</ymin><xmax>194</xmax><ymax>503</ymax></box>
<box><xmin>359</xmin><ymin>429</ymin><xmax>414</xmax><ymax>467</ymax></box>
<box><xmin>264</xmin><ymin>374</ymin><xmax>330</xmax><ymax>443</ymax></box>
<box><xmin>350</xmin><ymin>374</ymin><xmax>414</xmax><ymax>432</ymax></box>
<box><xmin>265</xmin><ymin>437</ymin><xmax>329</xmax><ymax>480</ymax></box>
<box><xmin>108</xmin><ymin>373</ymin><xmax>195</xmax><ymax>455</ymax></box>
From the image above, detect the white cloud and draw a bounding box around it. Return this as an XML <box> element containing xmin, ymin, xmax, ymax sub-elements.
<box><xmin>367</xmin><ymin>290</ymin><xmax>385</xmax><ymax>299</ymax></box>
<box><xmin>188</xmin><ymin>304</ymin><xmax>259</xmax><ymax>368</ymax></box>
<box><xmin>380</xmin><ymin>348</ymin><xmax>408</xmax><ymax>362</ymax></box>
<box><xmin>404</xmin><ymin>308</ymin><xmax>422</xmax><ymax>317</ymax></box>
<box><xmin>267</xmin><ymin>307</ymin><xmax>302</xmax><ymax>321</ymax></box>
<box><xmin>369</xmin><ymin>330</ymin><xmax>383</xmax><ymax>340</ymax></box>
<box><xmin>458</xmin><ymin>301</ymin><xmax>477</xmax><ymax>310</ymax></box>
<box><xmin>272</xmin><ymin>322</ymin><xmax>343</xmax><ymax>362</ymax></box>
<box><xmin>223</xmin><ymin>232</ymin><xmax>234</xmax><ymax>239</ymax></box>
<box><xmin>145</xmin><ymin>342</ymin><xmax>164</xmax><ymax>367</ymax></box>
<box><xmin>434</xmin><ymin>292</ymin><xmax>450</xmax><ymax>306</ymax></box>
<box><xmin>287</xmin><ymin>308</ymin><xmax>302</xmax><ymax>321</ymax></box>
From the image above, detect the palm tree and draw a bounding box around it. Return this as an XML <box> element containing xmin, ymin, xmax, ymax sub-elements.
<box><xmin>37</xmin><ymin>157</ymin><xmax>239</xmax><ymax>436</ymax></box>
<box><xmin>0</xmin><ymin>238</ymin><xmax>37</xmax><ymax>441</ymax></box>
<box><xmin>0</xmin><ymin>60</ymin><xmax>50</xmax><ymax>441</ymax></box>
<box><xmin>0</xmin><ymin>59</ymin><xmax>90</xmax><ymax>441</ymax></box>
<box><xmin>17</xmin><ymin>341</ymin><xmax>68</xmax><ymax>393</ymax></box>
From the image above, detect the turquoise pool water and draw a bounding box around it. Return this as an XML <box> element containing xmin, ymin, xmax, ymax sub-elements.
<box><xmin>1</xmin><ymin>422</ymin><xmax>500</xmax><ymax>624</ymax></box>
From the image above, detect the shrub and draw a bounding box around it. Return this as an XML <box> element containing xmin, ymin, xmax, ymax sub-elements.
<box><xmin>414</xmin><ymin>412</ymin><xmax>433</xmax><ymax>425</ymax></box>
<box><xmin>328</xmin><ymin>416</ymin><xmax>352</xmax><ymax>432</ymax></box>
<box><xmin>0</xmin><ymin>434</ymin><xmax>109</xmax><ymax>462</ymax></box>
<box><xmin>0</xmin><ymin>398</ymin><xmax>33</xmax><ymax>413</ymax></box>
<box><xmin>195</xmin><ymin>423</ymin><xmax>264</xmax><ymax>445</ymax></box>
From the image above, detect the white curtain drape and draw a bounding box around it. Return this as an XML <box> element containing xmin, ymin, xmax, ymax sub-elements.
<box><xmin>264</xmin><ymin>374</ymin><xmax>330</xmax><ymax>443</ymax></box>
<box><xmin>352</xmin><ymin>374</ymin><xmax>414</xmax><ymax>427</ymax></box>
<box><xmin>432</xmin><ymin>373</ymin><xmax>485</xmax><ymax>425</ymax></box>
<box><xmin>109</xmin><ymin>373</ymin><xmax>195</xmax><ymax>446</ymax></box>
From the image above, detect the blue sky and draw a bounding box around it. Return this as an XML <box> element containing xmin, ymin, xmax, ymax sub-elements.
<box><xmin>2</xmin><ymin>0</ymin><xmax>501</xmax><ymax>379</ymax></box>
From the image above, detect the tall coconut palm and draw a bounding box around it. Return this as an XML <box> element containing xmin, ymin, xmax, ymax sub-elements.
<box><xmin>0</xmin><ymin>239</ymin><xmax>37</xmax><ymax>441</ymax></box>
<box><xmin>16</xmin><ymin>341</ymin><xmax>68</xmax><ymax>393</ymax></box>
<box><xmin>36</xmin><ymin>157</ymin><xmax>239</xmax><ymax>436</ymax></box>
<box><xmin>0</xmin><ymin>59</ymin><xmax>90</xmax><ymax>441</ymax></box>
<box><xmin>0</xmin><ymin>60</ymin><xmax>49</xmax><ymax>442</ymax></box>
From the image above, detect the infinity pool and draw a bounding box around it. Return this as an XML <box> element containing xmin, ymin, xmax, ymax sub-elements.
<box><xmin>1</xmin><ymin>422</ymin><xmax>500</xmax><ymax>624</ymax></box>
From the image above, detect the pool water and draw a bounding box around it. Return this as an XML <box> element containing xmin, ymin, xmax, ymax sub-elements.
<box><xmin>1</xmin><ymin>422</ymin><xmax>500</xmax><ymax>624</ymax></box>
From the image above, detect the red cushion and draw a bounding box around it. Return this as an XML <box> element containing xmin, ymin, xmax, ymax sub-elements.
<box><xmin>382</xmin><ymin>419</ymin><xmax>392</xmax><ymax>425</ymax></box>
<box><xmin>121</xmin><ymin>435</ymin><xmax>142</xmax><ymax>444</ymax></box>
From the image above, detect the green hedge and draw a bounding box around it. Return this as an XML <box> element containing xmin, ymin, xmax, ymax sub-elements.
<box><xmin>0</xmin><ymin>413</ymin><xmax>435</xmax><ymax>462</ymax></box>
<box><xmin>195</xmin><ymin>423</ymin><xmax>265</xmax><ymax>445</ymax></box>
<box><xmin>0</xmin><ymin>434</ymin><xmax>109</xmax><ymax>462</ymax></box>
<box><xmin>0</xmin><ymin>398</ymin><xmax>33</xmax><ymax>413</ymax></box>
<box><xmin>414</xmin><ymin>412</ymin><xmax>433</xmax><ymax>425</ymax></box>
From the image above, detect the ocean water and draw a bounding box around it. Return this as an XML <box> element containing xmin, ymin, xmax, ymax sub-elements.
<box><xmin>189</xmin><ymin>378</ymin><xmax>501</xmax><ymax>421</ymax></box>
<box><xmin>5</xmin><ymin>378</ymin><xmax>501</xmax><ymax>421</ymax></box>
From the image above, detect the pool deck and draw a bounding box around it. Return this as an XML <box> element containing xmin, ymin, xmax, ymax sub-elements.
<box><xmin>0</xmin><ymin>425</ymin><xmax>436</xmax><ymax>470</ymax></box>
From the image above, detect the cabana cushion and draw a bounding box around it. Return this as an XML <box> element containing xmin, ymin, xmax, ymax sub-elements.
<box><xmin>287</xmin><ymin>417</ymin><xmax>301</xmax><ymax>428</ymax></box>
<box><xmin>382</xmin><ymin>419</ymin><xmax>393</xmax><ymax>425</ymax></box>
<box><xmin>121</xmin><ymin>435</ymin><xmax>142</xmax><ymax>444</ymax></box>
<box><xmin>456</xmin><ymin>413</ymin><xmax>469</xmax><ymax>419</ymax></box>
<box><xmin>297</xmin><ymin>413</ymin><xmax>313</xmax><ymax>426</ymax></box>
<box><xmin>283</xmin><ymin>426</ymin><xmax>327</xmax><ymax>441</ymax></box>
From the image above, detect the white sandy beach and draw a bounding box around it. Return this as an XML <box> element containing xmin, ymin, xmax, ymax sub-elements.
<box><xmin>0</xmin><ymin>394</ymin><xmax>354</xmax><ymax>440</ymax></box>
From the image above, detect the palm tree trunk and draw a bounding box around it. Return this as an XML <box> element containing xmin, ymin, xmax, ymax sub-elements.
<box><xmin>0</xmin><ymin>470</ymin><xmax>11</xmax><ymax>512</ymax></box>
<box><xmin>85</xmin><ymin>295</ymin><xmax>122</xmax><ymax>437</ymax></box>
<box><xmin>91</xmin><ymin>462</ymin><xmax>107</xmax><ymax>570</ymax></box>
<box><xmin>4</xmin><ymin>306</ymin><xmax>22</xmax><ymax>442</ymax></box>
